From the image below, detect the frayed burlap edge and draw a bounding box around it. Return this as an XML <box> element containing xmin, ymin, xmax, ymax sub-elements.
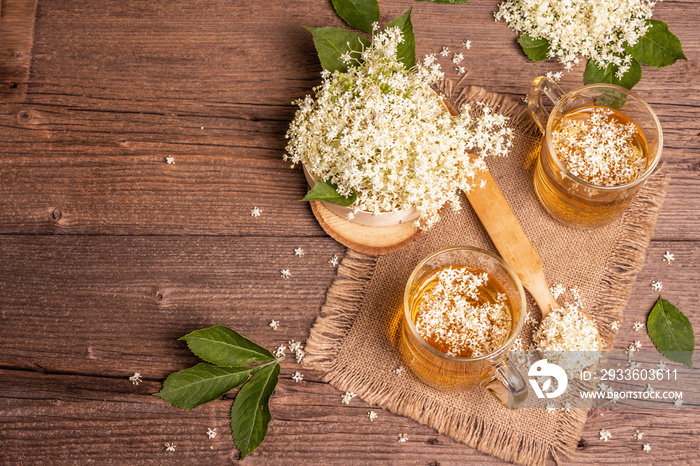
<box><xmin>305</xmin><ymin>85</ymin><xmax>669</xmax><ymax>466</ymax></box>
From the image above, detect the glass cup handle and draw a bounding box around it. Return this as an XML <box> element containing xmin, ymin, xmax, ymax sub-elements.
<box><xmin>482</xmin><ymin>358</ymin><xmax>528</xmax><ymax>408</ymax></box>
<box><xmin>527</xmin><ymin>76</ymin><xmax>566</xmax><ymax>133</ymax></box>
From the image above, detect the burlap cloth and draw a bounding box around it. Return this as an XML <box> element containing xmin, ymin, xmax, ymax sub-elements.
<box><xmin>304</xmin><ymin>86</ymin><xmax>669</xmax><ymax>465</ymax></box>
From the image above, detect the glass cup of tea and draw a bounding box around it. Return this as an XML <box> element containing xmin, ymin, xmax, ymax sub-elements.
<box><xmin>527</xmin><ymin>77</ymin><xmax>663</xmax><ymax>228</ymax></box>
<box><xmin>399</xmin><ymin>246</ymin><xmax>528</xmax><ymax>408</ymax></box>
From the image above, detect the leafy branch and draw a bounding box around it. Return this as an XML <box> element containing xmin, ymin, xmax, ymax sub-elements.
<box><xmin>154</xmin><ymin>325</ymin><xmax>282</xmax><ymax>460</ymax></box>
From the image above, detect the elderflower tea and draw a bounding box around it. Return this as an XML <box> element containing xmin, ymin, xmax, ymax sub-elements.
<box><xmin>413</xmin><ymin>266</ymin><xmax>513</xmax><ymax>358</ymax></box>
<box><xmin>528</xmin><ymin>78</ymin><xmax>662</xmax><ymax>227</ymax></box>
<box><xmin>399</xmin><ymin>247</ymin><xmax>528</xmax><ymax>407</ymax></box>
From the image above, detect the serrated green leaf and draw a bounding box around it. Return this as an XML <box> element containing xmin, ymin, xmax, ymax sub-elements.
<box><xmin>300</xmin><ymin>178</ymin><xmax>357</xmax><ymax>206</ymax></box>
<box><xmin>154</xmin><ymin>363</ymin><xmax>251</xmax><ymax>410</ymax></box>
<box><xmin>415</xmin><ymin>0</ymin><xmax>471</xmax><ymax>3</ymax></box>
<box><xmin>331</xmin><ymin>0</ymin><xmax>379</xmax><ymax>34</ymax></box>
<box><xmin>231</xmin><ymin>363</ymin><xmax>280</xmax><ymax>460</ymax></box>
<box><xmin>517</xmin><ymin>34</ymin><xmax>550</xmax><ymax>62</ymax></box>
<box><xmin>386</xmin><ymin>8</ymin><xmax>415</xmax><ymax>69</ymax></box>
<box><xmin>180</xmin><ymin>325</ymin><xmax>275</xmax><ymax>367</ymax></box>
<box><xmin>647</xmin><ymin>297</ymin><xmax>695</xmax><ymax>368</ymax></box>
<box><xmin>583</xmin><ymin>58</ymin><xmax>642</xmax><ymax>90</ymax></box>
<box><xmin>305</xmin><ymin>26</ymin><xmax>370</xmax><ymax>73</ymax></box>
<box><xmin>627</xmin><ymin>20</ymin><xmax>687</xmax><ymax>68</ymax></box>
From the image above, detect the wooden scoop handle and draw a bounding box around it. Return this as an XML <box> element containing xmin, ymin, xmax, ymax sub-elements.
<box><xmin>463</xmin><ymin>155</ymin><xmax>559</xmax><ymax>317</ymax></box>
<box><xmin>440</xmin><ymin>98</ymin><xmax>559</xmax><ymax>316</ymax></box>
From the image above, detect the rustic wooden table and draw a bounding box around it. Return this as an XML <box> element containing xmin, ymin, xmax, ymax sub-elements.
<box><xmin>1</xmin><ymin>0</ymin><xmax>698</xmax><ymax>463</ymax></box>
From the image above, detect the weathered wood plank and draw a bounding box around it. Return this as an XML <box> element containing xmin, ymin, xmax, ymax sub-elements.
<box><xmin>1</xmin><ymin>370</ymin><xmax>697</xmax><ymax>464</ymax></box>
<box><xmin>0</xmin><ymin>235</ymin><xmax>696</xmax><ymax>378</ymax></box>
<box><xmin>0</xmin><ymin>0</ymin><xmax>38</xmax><ymax>101</ymax></box>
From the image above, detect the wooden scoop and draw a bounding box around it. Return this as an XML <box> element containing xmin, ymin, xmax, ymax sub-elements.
<box><xmin>442</xmin><ymin>98</ymin><xmax>601</xmax><ymax>349</ymax></box>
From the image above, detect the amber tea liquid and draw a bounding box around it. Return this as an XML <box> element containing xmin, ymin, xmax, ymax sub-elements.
<box><xmin>534</xmin><ymin>105</ymin><xmax>651</xmax><ymax>227</ymax></box>
<box><xmin>400</xmin><ymin>265</ymin><xmax>514</xmax><ymax>389</ymax></box>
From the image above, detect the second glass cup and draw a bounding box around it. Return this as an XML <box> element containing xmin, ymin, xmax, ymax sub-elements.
<box><xmin>398</xmin><ymin>246</ymin><xmax>528</xmax><ymax>408</ymax></box>
<box><xmin>527</xmin><ymin>77</ymin><xmax>663</xmax><ymax>228</ymax></box>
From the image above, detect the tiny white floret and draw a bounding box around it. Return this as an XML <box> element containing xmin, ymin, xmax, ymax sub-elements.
<box><xmin>129</xmin><ymin>372</ymin><xmax>142</xmax><ymax>385</ymax></box>
<box><xmin>292</xmin><ymin>371</ymin><xmax>303</xmax><ymax>383</ymax></box>
<box><xmin>207</xmin><ymin>428</ymin><xmax>216</xmax><ymax>439</ymax></box>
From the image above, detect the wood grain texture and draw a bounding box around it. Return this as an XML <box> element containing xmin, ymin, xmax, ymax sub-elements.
<box><xmin>0</xmin><ymin>0</ymin><xmax>698</xmax><ymax>463</ymax></box>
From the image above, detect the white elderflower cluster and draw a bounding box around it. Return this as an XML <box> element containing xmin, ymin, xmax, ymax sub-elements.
<box><xmin>495</xmin><ymin>0</ymin><xmax>655</xmax><ymax>69</ymax></box>
<box><xmin>286</xmin><ymin>28</ymin><xmax>512</xmax><ymax>229</ymax></box>
<box><xmin>552</xmin><ymin>107</ymin><xmax>646</xmax><ymax>186</ymax></box>
<box><xmin>414</xmin><ymin>267</ymin><xmax>512</xmax><ymax>357</ymax></box>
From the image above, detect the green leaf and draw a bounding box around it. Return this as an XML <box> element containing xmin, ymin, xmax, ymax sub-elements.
<box><xmin>647</xmin><ymin>297</ymin><xmax>695</xmax><ymax>368</ymax></box>
<box><xmin>180</xmin><ymin>325</ymin><xmax>275</xmax><ymax>367</ymax></box>
<box><xmin>414</xmin><ymin>0</ymin><xmax>471</xmax><ymax>3</ymax></box>
<box><xmin>304</xmin><ymin>26</ymin><xmax>370</xmax><ymax>73</ymax></box>
<box><xmin>627</xmin><ymin>20</ymin><xmax>687</xmax><ymax>68</ymax></box>
<box><xmin>386</xmin><ymin>8</ymin><xmax>416</xmax><ymax>69</ymax></box>
<box><xmin>154</xmin><ymin>363</ymin><xmax>251</xmax><ymax>410</ymax></box>
<box><xmin>231</xmin><ymin>363</ymin><xmax>280</xmax><ymax>460</ymax></box>
<box><xmin>331</xmin><ymin>0</ymin><xmax>379</xmax><ymax>34</ymax></box>
<box><xmin>517</xmin><ymin>34</ymin><xmax>550</xmax><ymax>62</ymax></box>
<box><xmin>583</xmin><ymin>58</ymin><xmax>642</xmax><ymax>90</ymax></box>
<box><xmin>300</xmin><ymin>178</ymin><xmax>357</xmax><ymax>206</ymax></box>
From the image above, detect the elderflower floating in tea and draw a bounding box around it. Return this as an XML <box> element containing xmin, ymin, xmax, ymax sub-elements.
<box><xmin>551</xmin><ymin>106</ymin><xmax>648</xmax><ymax>187</ymax></box>
<box><xmin>495</xmin><ymin>0</ymin><xmax>654</xmax><ymax>69</ymax></box>
<box><xmin>285</xmin><ymin>28</ymin><xmax>512</xmax><ymax>229</ymax></box>
<box><xmin>413</xmin><ymin>266</ymin><xmax>513</xmax><ymax>358</ymax></box>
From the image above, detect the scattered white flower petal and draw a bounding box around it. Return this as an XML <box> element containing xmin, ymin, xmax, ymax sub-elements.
<box><xmin>165</xmin><ymin>443</ymin><xmax>176</xmax><ymax>452</ymax></box>
<box><xmin>651</xmin><ymin>280</ymin><xmax>663</xmax><ymax>291</ymax></box>
<box><xmin>280</xmin><ymin>269</ymin><xmax>291</xmax><ymax>279</ymax></box>
<box><xmin>251</xmin><ymin>207</ymin><xmax>261</xmax><ymax>218</ymax></box>
<box><xmin>269</xmin><ymin>320</ymin><xmax>280</xmax><ymax>330</ymax></box>
<box><xmin>452</xmin><ymin>52</ymin><xmax>464</xmax><ymax>64</ymax></box>
<box><xmin>292</xmin><ymin>371</ymin><xmax>304</xmax><ymax>383</ymax></box>
<box><xmin>674</xmin><ymin>398</ymin><xmax>683</xmax><ymax>408</ymax></box>
<box><xmin>662</xmin><ymin>251</ymin><xmax>675</xmax><ymax>265</ymax></box>
<box><xmin>550</xmin><ymin>283</ymin><xmax>566</xmax><ymax>299</ymax></box>
<box><xmin>329</xmin><ymin>255</ymin><xmax>339</xmax><ymax>267</ymax></box>
<box><xmin>563</xmin><ymin>402</ymin><xmax>572</xmax><ymax>412</ymax></box>
<box><xmin>294</xmin><ymin>247</ymin><xmax>305</xmax><ymax>257</ymax></box>
<box><xmin>611</xmin><ymin>320</ymin><xmax>619</xmax><ymax>331</ymax></box>
<box><xmin>634</xmin><ymin>340</ymin><xmax>642</xmax><ymax>349</ymax></box>
<box><xmin>644</xmin><ymin>384</ymin><xmax>654</xmax><ymax>394</ymax></box>
<box><xmin>129</xmin><ymin>372</ymin><xmax>142</xmax><ymax>385</ymax></box>
<box><xmin>341</xmin><ymin>391</ymin><xmax>357</xmax><ymax>405</ymax></box>
<box><xmin>394</xmin><ymin>366</ymin><xmax>404</xmax><ymax>375</ymax></box>
<box><xmin>398</xmin><ymin>433</ymin><xmax>409</xmax><ymax>443</ymax></box>
<box><xmin>456</xmin><ymin>66</ymin><xmax>466</xmax><ymax>74</ymax></box>
<box><xmin>628</xmin><ymin>360</ymin><xmax>641</xmax><ymax>370</ymax></box>
<box><xmin>295</xmin><ymin>349</ymin><xmax>305</xmax><ymax>364</ymax></box>
<box><xmin>463</xmin><ymin>39</ymin><xmax>471</xmax><ymax>49</ymax></box>
<box><xmin>288</xmin><ymin>340</ymin><xmax>303</xmax><ymax>353</ymax></box>
<box><xmin>368</xmin><ymin>411</ymin><xmax>378</xmax><ymax>421</ymax></box>
<box><xmin>545</xmin><ymin>71</ymin><xmax>563</xmax><ymax>82</ymax></box>
<box><xmin>546</xmin><ymin>403</ymin><xmax>556</xmax><ymax>413</ymax></box>
<box><xmin>656</xmin><ymin>361</ymin><xmax>667</xmax><ymax>371</ymax></box>
<box><xmin>165</xmin><ymin>156</ymin><xmax>175</xmax><ymax>164</ymax></box>
<box><xmin>440</xmin><ymin>46</ymin><xmax>450</xmax><ymax>57</ymax></box>
<box><xmin>207</xmin><ymin>428</ymin><xmax>216</xmax><ymax>439</ymax></box>
<box><xmin>346</xmin><ymin>211</ymin><xmax>355</xmax><ymax>220</ymax></box>
<box><xmin>274</xmin><ymin>344</ymin><xmax>286</xmax><ymax>358</ymax></box>
<box><xmin>634</xmin><ymin>430</ymin><xmax>643</xmax><ymax>441</ymax></box>
<box><xmin>633</xmin><ymin>321</ymin><xmax>644</xmax><ymax>332</ymax></box>
<box><xmin>599</xmin><ymin>429</ymin><xmax>612</xmax><ymax>442</ymax></box>
<box><xmin>643</xmin><ymin>444</ymin><xmax>651</xmax><ymax>452</ymax></box>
